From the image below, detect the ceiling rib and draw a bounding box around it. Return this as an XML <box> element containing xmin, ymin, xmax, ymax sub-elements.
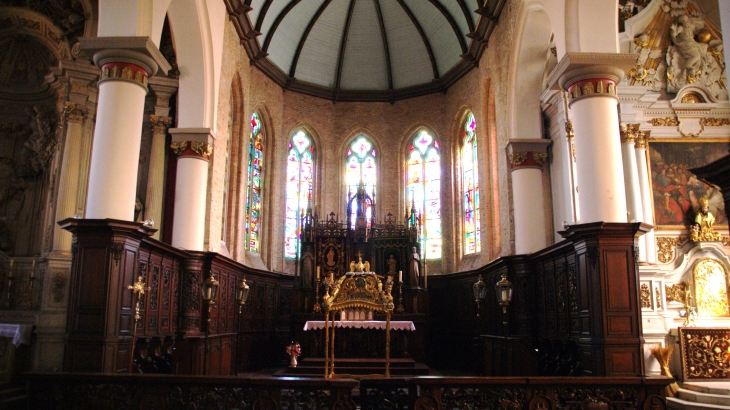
<box><xmin>335</xmin><ymin>0</ymin><xmax>357</xmax><ymax>92</ymax></box>
<box><xmin>428</xmin><ymin>0</ymin><xmax>467</xmax><ymax>54</ymax></box>
<box><xmin>262</xmin><ymin>0</ymin><xmax>302</xmax><ymax>52</ymax></box>
<box><xmin>455</xmin><ymin>0</ymin><xmax>475</xmax><ymax>34</ymax></box>
<box><xmin>373</xmin><ymin>0</ymin><xmax>393</xmax><ymax>90</ymax></box>
<box><xmin>290</xmin><ymin>0</ymin><xmax>333</xmax><ymax>78</ymax></box>
<box><xmin>255</xmin><ymin>0</ymin><xmax>274</xmax><ymax>32</ymax></box>
<box><xmin>395</xmin><ymin>0</ymin><xmax>439</xmax><ymax>80</ymax></box>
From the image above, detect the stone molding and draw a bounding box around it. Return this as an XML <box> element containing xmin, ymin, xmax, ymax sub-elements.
<box><xmin>546</xmin><ymin>53</ymin><xmax>637</xmax><ymax>91</ymax></box>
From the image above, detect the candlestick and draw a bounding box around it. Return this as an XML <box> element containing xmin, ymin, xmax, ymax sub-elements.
<box><xmin>398</xmin><ymin>270</ymin><xmax>402</xmax><ymax>283</ymax></box>
<box><xmin>316</xmin><ymin>266</ymin><xmax>320</xmax><ymax>280</ymax></box>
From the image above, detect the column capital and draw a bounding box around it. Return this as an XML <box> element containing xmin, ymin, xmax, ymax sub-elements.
<box><xmin>506</xmin><ymin>139</ymin><xmax>552</xmax><ymax>171</ymax></box>
<box><xmin>63</xmin><ymin>102</ymin><xmax>88</xmax><ymax>124</ymax></box>
<box><xmin>634</xmin><ymin>130</ymin><xmax>652</xmax><ymax>149</ymax></box>
<box><xmin>80</xmin><ymin>37</ymin><xmax>172</xmax><ymax>91</ymax></box>
<box><xmin>150</xmin><ymin>115</ymin><xmax>172</xmax><ymax>135</ymax></box>
<box><xmin>546</xmin><ymin>53</ymin><xmax>636</xmax><ymax>105</ymax></box>
<box><xmin>171</xmin><ymin>141</ymin><xmax>213</xmax><ymax>160</ymax></box>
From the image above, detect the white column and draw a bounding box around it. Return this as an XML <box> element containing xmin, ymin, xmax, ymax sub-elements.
<box><xmin>635</xmin><ymin>132</ymin><xmax>657</xmax><ymax>263</ymax></box>
<box><xmin>53</xmin><ymin>104</ymin><xmax>87</xmax><ymax>251</ymax></box>
<box><xmin>80</xmin><ymin>37</ymin><xmax>170</xmax><ymax>220</ymax></box>
<box><xmin>558</xmin><ymin>63</ymin><xmax>632</xmax><ymax>223</ymax></box>
<box><xmin>507</xmin><ymin>139</ymin><xmax>551</xmax><ymax>254</ymax></box>
<box><xmin>620</xmin><ymin>124</ymin><xmax>646</xmax><ymax>261</ymax></box>
<box><xmin>170</xmin><ymin>129</ymin><xmax>214</xmax><ymax>251</ymax></box>
<box><xmin>145</xmin><ymin>115</ymin><xmax>171</xmax><ymax>239</ymax></box>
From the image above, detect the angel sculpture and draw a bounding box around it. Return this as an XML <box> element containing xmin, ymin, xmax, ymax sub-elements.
<box><xmin>349</xmin><ymin>253</ymin><xmax>370</xmax><ymax>272</ymax></box>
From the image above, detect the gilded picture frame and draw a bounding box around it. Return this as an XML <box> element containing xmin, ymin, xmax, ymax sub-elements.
<box><xmin>648</xmin><ymin>139</ymin><xmax>729</xmax><ymax>229</ymax></box>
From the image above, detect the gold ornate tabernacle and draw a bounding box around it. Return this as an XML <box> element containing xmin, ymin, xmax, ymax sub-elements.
<box><xmin>321</xmin><ymin>271</ymin><xmax>395</xmax><ymax>377</ymax></box>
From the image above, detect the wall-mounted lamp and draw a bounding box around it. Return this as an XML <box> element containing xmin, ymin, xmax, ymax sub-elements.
<box><xmin>201</xmin><ymin>273</ymin><xmax>219</xmax><ymax>375</ymax></box>
<box><xmin>473</xmin><ymin>275</ymin><xmax>487</xmax><ymax>316</ymax></box>
<box><xmin>234</xmin><ymin>277</ymin><xmax>249</xmax><ymax>375</ymax></box>
<box><xmin>495</xmin><ymin>273</ymin><xmax>514</xmax><ymax>336</ymax></box>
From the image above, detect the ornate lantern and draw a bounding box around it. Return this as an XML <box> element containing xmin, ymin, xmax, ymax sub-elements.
<box><xmin>495</xmin><ymin>273</ymin><xmax>513</xmax><ymax>313</ymax></box>
<box><xmin>202</xmin><ymin>273</ymin><xmax>219</xmax><ymax>305</ymax></box>
<box><xmin>235</xmin><ymin>277</ymin><xmax>250</xmax><ymax>311</ymax></box>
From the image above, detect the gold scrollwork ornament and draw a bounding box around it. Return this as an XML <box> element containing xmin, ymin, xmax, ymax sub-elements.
<box><xmin>641</xmin><ymin>283</ymin><xmax>651</xmax><ymax>308</ymax></box>
<box><xmin>656</xmin><ymin>237</ymin><xmax>678</xmax><ymax>263</ymax></box>
<box><xmin>170</xmin><ymin>141</ymin><xmax>187</xmax><ymax>155</ymax></box>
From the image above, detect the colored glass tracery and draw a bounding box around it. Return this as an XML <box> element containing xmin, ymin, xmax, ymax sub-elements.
<box><xmin>407</xmin><ymin>131</ymin><xmax>442</xmax><ymax>259</ymax></box>
<box><xmin>346</xmin><ymin>136</ymin><xmax>377</xmax><ymax>229</ymax></box>
<box><xmin>462</xmin><ymin>113</ymin><xmax>481</xmax><ymax>254</ymax></box>
<box><xmin>284</xmin><ymin>131</ymin><xmax>315</xmax><ymax>258</ymax></box>
<box><xmin>245</xmin><ymin>112</ymin><xmax>263</xmax><ymax>252</ymax></box>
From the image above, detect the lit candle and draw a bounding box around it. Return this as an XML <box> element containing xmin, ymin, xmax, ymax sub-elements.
<box><xmin>398</xmin><ymin>270</ymin><xmax>402</xmax><ymax>283</ymax></box>
<box><xmin>316</xmin><ymin>266</ymin><xmax>320</xmax><ymax>280</ymax></box>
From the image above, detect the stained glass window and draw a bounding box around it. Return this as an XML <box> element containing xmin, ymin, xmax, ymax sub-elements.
<box><xmin>462</xmin><ymin>113</ymin><xmax>481</xmax><ymax>254</ymax></box>
<box><xmin>245</xmin><ymin>112</ymin><xmax>263</xmax><ymax>252</ymax></box>
<box><xmin>407</xmin><ymin>130</ymin><xmax>441</xmax><ymax>259</ymax></box>
<box><xmin>284</xmin><ymin>131</ymin><xmax>315</xmax><ymax>259</ymax></box>
<box><xmin>346</xmin><ymin>136</ymin><xmax>377</xmax><ymax>228</ymax></box>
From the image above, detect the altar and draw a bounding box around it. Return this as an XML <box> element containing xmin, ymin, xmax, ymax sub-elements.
<box><xmin>288</xmin><ymin>183</ymin><xmax>429</xmax><ymax>375</ymax></box>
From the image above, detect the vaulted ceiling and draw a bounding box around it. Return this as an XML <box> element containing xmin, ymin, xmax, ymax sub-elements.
<box><xmin>225</xmin><ymin>0</ymin><xmax>505</xmax><ymax>102</ymax></box>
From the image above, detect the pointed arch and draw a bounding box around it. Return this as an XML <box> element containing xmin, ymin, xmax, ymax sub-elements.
<box><xmin>245</xmin><ymin>108</ymin><xmax>266</xmax><ymax>253</ymax></box>
<box><xmin>459</xmin><ymin>110</ymin><xmax>481</xmax><ymax>255</ymax></box>
<box><xmin>405</xmin><ymin>127</ymin><xmax>442</xmax><ymax>260</ymax></box>
<box><xmin>342</xmin><ymin>131</ymin><xmax>380</xmax><ymax>230</ymax></box>
<box><xmin>284</xmin><ymin>127</ymin><xmax>318</xmax><ymax>259</ymax></box>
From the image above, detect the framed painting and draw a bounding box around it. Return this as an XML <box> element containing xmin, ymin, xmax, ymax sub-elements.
<box><xmin>648</xmin><ymin>139</ymin><xmax>730</xmax><ymax>229</ymax></box>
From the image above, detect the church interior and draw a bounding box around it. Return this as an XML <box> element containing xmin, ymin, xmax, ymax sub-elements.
<box><xmin>3</xmin><ymin>0</ymin><xmax>730</xmax><ymax>408</ymax></box>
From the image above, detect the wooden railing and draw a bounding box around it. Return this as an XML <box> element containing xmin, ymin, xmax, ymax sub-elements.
<box><xmin>28</xmin><ymin>372</ymin><xmax>672</xmax><ymax>409</ymax></box>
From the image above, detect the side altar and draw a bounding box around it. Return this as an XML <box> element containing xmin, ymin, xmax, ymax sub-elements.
<box><xmin>289</xmin><ymin>185</ymin><xmax>429</xmax><ymax>370</ymax></box>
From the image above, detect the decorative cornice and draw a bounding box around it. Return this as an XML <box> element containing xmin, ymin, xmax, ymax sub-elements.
<box><xmin>508</xmin><ymin>151</ymin><xmax>548</xmax><ymax>170</ymax></box>
<box><xmin>699</xmin><ymin>117</ymin><xmax>730</xmax><ymax>127</ymax></box>
<box><xmin>548</xmin><ymin>52</ymin><xmax>637</xmax><ymax>91</ymax></box>
<box><xmin>170</xmin><ymin>141</ymin><xmax>213</xmax><ymax>160</ymax></box>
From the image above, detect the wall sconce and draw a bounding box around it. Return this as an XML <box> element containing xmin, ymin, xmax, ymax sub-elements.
<box><xmin>235</xmin><ymin>277</ymin><xmax>250</xmax><ymax>312</ymax></box>
<box><xmin>473</xmin><ymin>275</ymin><xmax>487</xmax><ymax>316</ymax></box>
<box><xmin>201</xmin><ymin>273</ymin><xmax>219</xmax><ymax>375</ymax></box>
<box><xmin>234</xmin><ymin>277</ymin><xmax>249</xmax><ymax>375</ymax></box>
<box><xmin>495</xmin><ymin>273</ymin><xmax>514</xmax><ymax>336</ymax></box>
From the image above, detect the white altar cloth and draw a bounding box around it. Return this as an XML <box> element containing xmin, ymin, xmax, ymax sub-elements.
<box><xmin>0</xmin><ymin>324</ymin><xmax>33</xmax><ymax>347</ymax></box>
<box><xmin>303</xmin><ymin>320</ymin><xmax>415</xmax><ymax>331</ymax></box>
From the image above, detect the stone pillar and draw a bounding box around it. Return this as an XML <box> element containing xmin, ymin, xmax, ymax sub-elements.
<box><xmin>145</xmin><ymin>115</ymin><xmax>171</xmax><ymax>239</ymax></box>
<box><xmin>145</xmin><ymin>78</ymin><xmax>178</xmax><ymax>239</ymax></box>
<box><xmin>507</xmin><ymin>139</ymin><xmax>551</xmax><ymax>254</ymax></box>
<box><xmin>80</xmin><ymin>37</ymin><xmax>171</xmax><ymax>220</ymax></box>
<box><xmin>52</xmin><ymin>104</ymin><xmax>87</xmax><ymax>251</ymax></box>
<box><xmin>619</xmin><ymin>124</ymin><xmax>646</xmax><ymax>261</ymax></box>
<box><xmin>635</xmin><ymin>131</ymin><xmax>657</xmax><ymax>263</ymax></box>
<box><xmin>551</xmin><ymin>53</ymin><xmax>636</xmax><ymax>223</ymax></box>
<box><xmin>170</xmin><ymin>129</ymin><xmax>213</xmax><ymax>251</ymax></box>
